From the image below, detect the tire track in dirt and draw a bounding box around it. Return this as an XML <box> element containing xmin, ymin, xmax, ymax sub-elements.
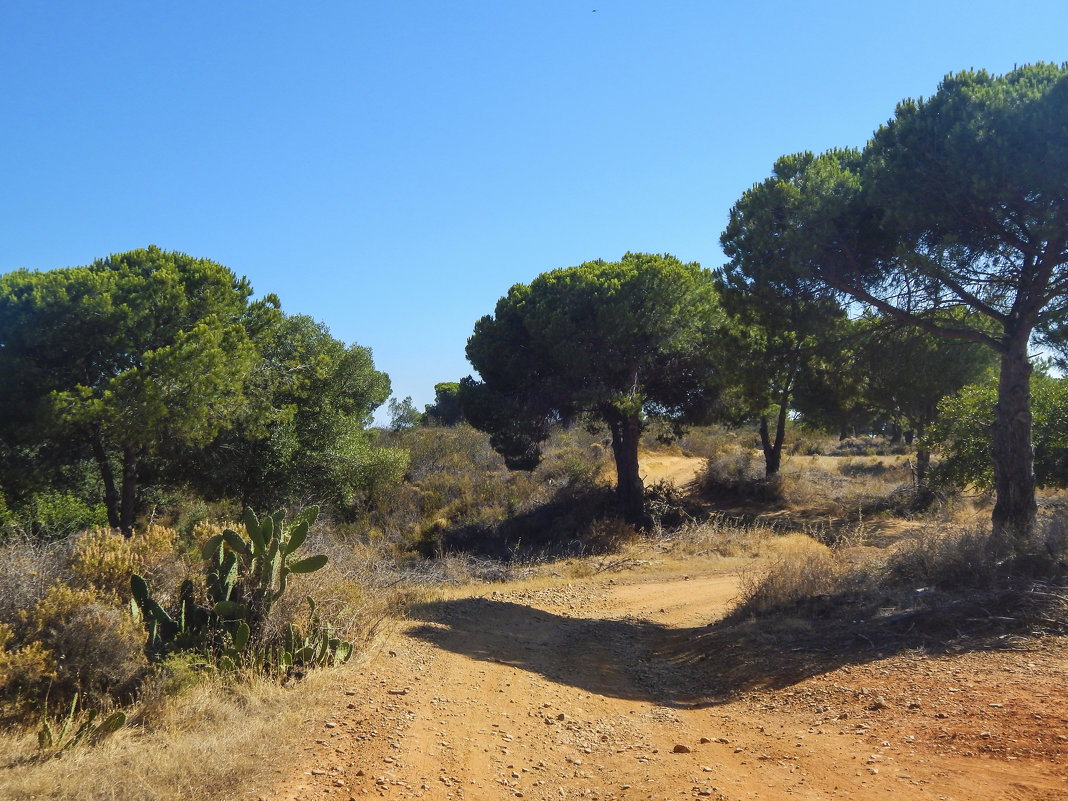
<box><xmin>275</xmin><ymin>569</ymin><xmax>1068</xmax><ymax>801</ymax></box>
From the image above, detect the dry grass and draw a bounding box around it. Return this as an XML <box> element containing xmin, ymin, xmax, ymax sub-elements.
<box><xmin>734</xmin><ymin>536</ymin><xmax>862</xmax><ymax>619</ymax></box>
<box><xmin>0</xmin><ymin>525</ymin><xmax>423</xmax><ymax>800</ymax></box>
<box><xmin>774</xmin><ymin>453</ymin><xmax>914</xmax><ymax>513</ymax></box>
<box><xmin>0</xmin><ymin>532</ymin><xmax>420</xmax><ymax>801</ymax></box>
<box><xmin>0</xmin><ymin>653</ymin><xmax>374</xmax><ymax>801</ymax></box>
<box><xmin>691</xmin><ymin>434</ymin><xmax>925</xmax><ymax>520</ymax></box>
<box><xmin>722</xmin><ymin>510</ymin><xmax>1068</xmax><ymax>637</ymax></box>
<box><xmin>649</xmin><ymin>514</ymin><xmax>778</xmax><ymax>561</ymax></box>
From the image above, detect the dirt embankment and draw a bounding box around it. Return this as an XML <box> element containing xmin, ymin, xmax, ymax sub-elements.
<box><xmin>276</xmin><ymin>569</ymin><xmax>1067</xmax><ymax>801</ymax></box>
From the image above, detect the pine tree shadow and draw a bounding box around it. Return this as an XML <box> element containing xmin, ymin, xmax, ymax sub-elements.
<box><xmin>405</xmin><ymin>590</ymin><xmax>1060</xmax><ymax>709</ymax></box>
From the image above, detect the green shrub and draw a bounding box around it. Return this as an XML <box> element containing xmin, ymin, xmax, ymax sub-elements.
<box><xmin>929</xmin><ymin>373</ymin><xmax>1068</xmax><ymax>491</ymax></box>
<box><xmin>6</xmin><ymin>491</ymin><xmax>108</xmax><ymax>541</ymax></box>
<box><xmin>0</xmin><ymin>493</ymin><xmax>15</xmax><ymax>534</ymax></box>
<box><xmin>372</xmin><ymin>423</ymin><xmax>612</xmax><ymax>557</ymax></box>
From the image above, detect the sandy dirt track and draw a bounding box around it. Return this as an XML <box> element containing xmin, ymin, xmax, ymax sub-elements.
<box><xmin>276</xmin><ymin>569</ymin><xmax>1068</xmax><ymax>801</ymax></box>
<box><xmin>637</xmin><ymin>455</ymin><xmax>705</xmax><ymax>489</ymax></box>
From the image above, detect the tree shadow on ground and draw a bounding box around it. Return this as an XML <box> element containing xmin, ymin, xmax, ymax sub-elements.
<box><xmin>405</xmin><ymin>590</ymin><xmax>1063</xmax><ymax>709</ymax></box>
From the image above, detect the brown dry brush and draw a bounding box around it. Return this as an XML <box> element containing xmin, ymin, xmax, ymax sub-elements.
<box><xmin>0</xmin><ymin>531</ymin><xmax>171</xmax><ymax>721</ymax></box>
<box><xmin>725</xmin><ymin>516</ymin><xmax>1068</xmax><ymax>646</ymax></box>
<box><xmin>0</xmin><ymin>519</ymin><xmax>407</xmax><ymax>723</ymax></box>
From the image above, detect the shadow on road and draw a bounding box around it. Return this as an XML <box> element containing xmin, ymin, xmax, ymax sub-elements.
<box><xmin>405</xmin><ymin>594</ymin><xmax>1040</xmax><ymax>709</ymax></box>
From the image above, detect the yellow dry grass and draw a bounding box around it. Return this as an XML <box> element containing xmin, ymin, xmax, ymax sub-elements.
<box><xmin>0</xmin><ymin>652</ymin><xmax>375</xmax><ymax>801</ymax></box>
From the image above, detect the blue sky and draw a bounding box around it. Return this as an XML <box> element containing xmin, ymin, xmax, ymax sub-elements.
<box><xmin>3</xmin><ymin>1</ymin><xmax>1066</xmax><ymax>424</ymax></box>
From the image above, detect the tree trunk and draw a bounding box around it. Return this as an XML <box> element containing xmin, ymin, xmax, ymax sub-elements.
<box><xmin>119</xmin><ymin>444</ymin><xmax>139</xmax><ymax>537</ymax></box>
<box><xmin>90</xmin><ymin>430</ymin><xmax>121</xmax><ymax>530</ymax></box>
<box><xmin>913</xmin><ymin>421</ymin><xmax>930</xmax><ymax>488</ymax></box>
<box><xmin>913</xmin><ymin>401</ymin><xmax>941</xmax><ymax>487</ymax></box>
<box><xmin>608</xmin><ymin>412</ymin><xmax>647</xmax><ymax>526</ymax></box>
<box><xmin>914</xmin><ymin>447</ymin><xmax>931</xmax><ymax>488</ymax></box>
<box><xmin>991</xmin><ymin>336</ymin><xmax>1037</xmax><ymax>546</ymax></box>
<box><xmin>759</xmin><ymin>389</ymin><xmax>790</xmax><ymax>478</ymax></box>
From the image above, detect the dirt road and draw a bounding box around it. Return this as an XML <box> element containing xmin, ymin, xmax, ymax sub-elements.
<box><xmin>277</xmin><ymin>569</ymin><xmax>1067</xmax><ymax>801</ymax></box>
<box><xmin>638</xmin><ymin>455</ymin><xmax>704</xmax><ymax>489</ymax></box>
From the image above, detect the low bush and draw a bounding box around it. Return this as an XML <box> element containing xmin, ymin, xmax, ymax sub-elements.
<box><xmin>28</xmin><ymin>585</ymin><xmax>148</xmax><ymax>709</ymax></box>
<box><xmin>725</xmin><ymin>512</ymin><xmax>1068</xmax><ymax>640</ymax></box>
<box><xmin>422</xmin><ymin>483</ymin><xmax>618</xmax><ymax>559</ymax></box>
<box><xmin>887</xmin><ymin>517</ymin><xmax>1068</xmax><ymax>589</ymax></box>
<box><xmin>696</xmin><ymin>443</ymin><xmax>779</xmax><ymax>504</ymax></box>
<box><xmin>1</xmin><ymin>491</ymin><xmax>108</xmax><ymax>541</ymax></box>
<box><xmin>787</xmin><ymin>428</ymin><xmax>840</xmax><ymax>456</ymax></box>
<box><xmin>884</xmin><ymin>525</ymin><xmax>1001</xmax><ymax>590</ymax></box>
<box><xmin>0</xmin><ymin>536</ymin><xmax>66</xmax><ymax>626</ymax></box>
<box><xmin>678</xmin><ymin>426</ymin><xmax>749</xmax><ymax>460</ymax></box>
<box><xmin>0</xmin><ymin>623</ymin><xmax>55</xmax><ymax>711</ymax></box>
<box><xmin>833</xmin><ymin>436</ymin><xmax>907</xmax><ymax>457</ymax></box>
<box><xmin>0</xmin><ymin>506</ymin><xmax>387</xmax><ymax>721</ymax></box>
<box><xmin>643</xmin><ymin>479</ymin><xmax>699</xmax><ymax>527</ymax></box>
<box><xmin>67</xmin><ymin>525</ymin><xmax>181</xmax><ymax>600</ymax></box>
<box><xmin>732</xmin><ymin>535</ymin><xmax>874</xmax><ymax>620</ymax></box>
<box><xmin>0</xmin><ymin>584</ymin><xmax>149</xmax><ymax>718</ymax></box>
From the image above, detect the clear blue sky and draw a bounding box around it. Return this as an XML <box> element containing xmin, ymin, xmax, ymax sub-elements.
<box><xmin>3</xmin><ymin>1</ymin><xmax>1065</xmax><ymax>424</ymax></box>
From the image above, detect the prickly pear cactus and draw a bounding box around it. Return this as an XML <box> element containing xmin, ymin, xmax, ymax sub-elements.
<box><xmin>200</xmin><ymin>506</ymin><xmax>328</xmax><ymax>634</ymax></box>
<box><xmin>131</xmin><ymin>506</ymin><xmax>343</xmax><ymax>677</ymax></box>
